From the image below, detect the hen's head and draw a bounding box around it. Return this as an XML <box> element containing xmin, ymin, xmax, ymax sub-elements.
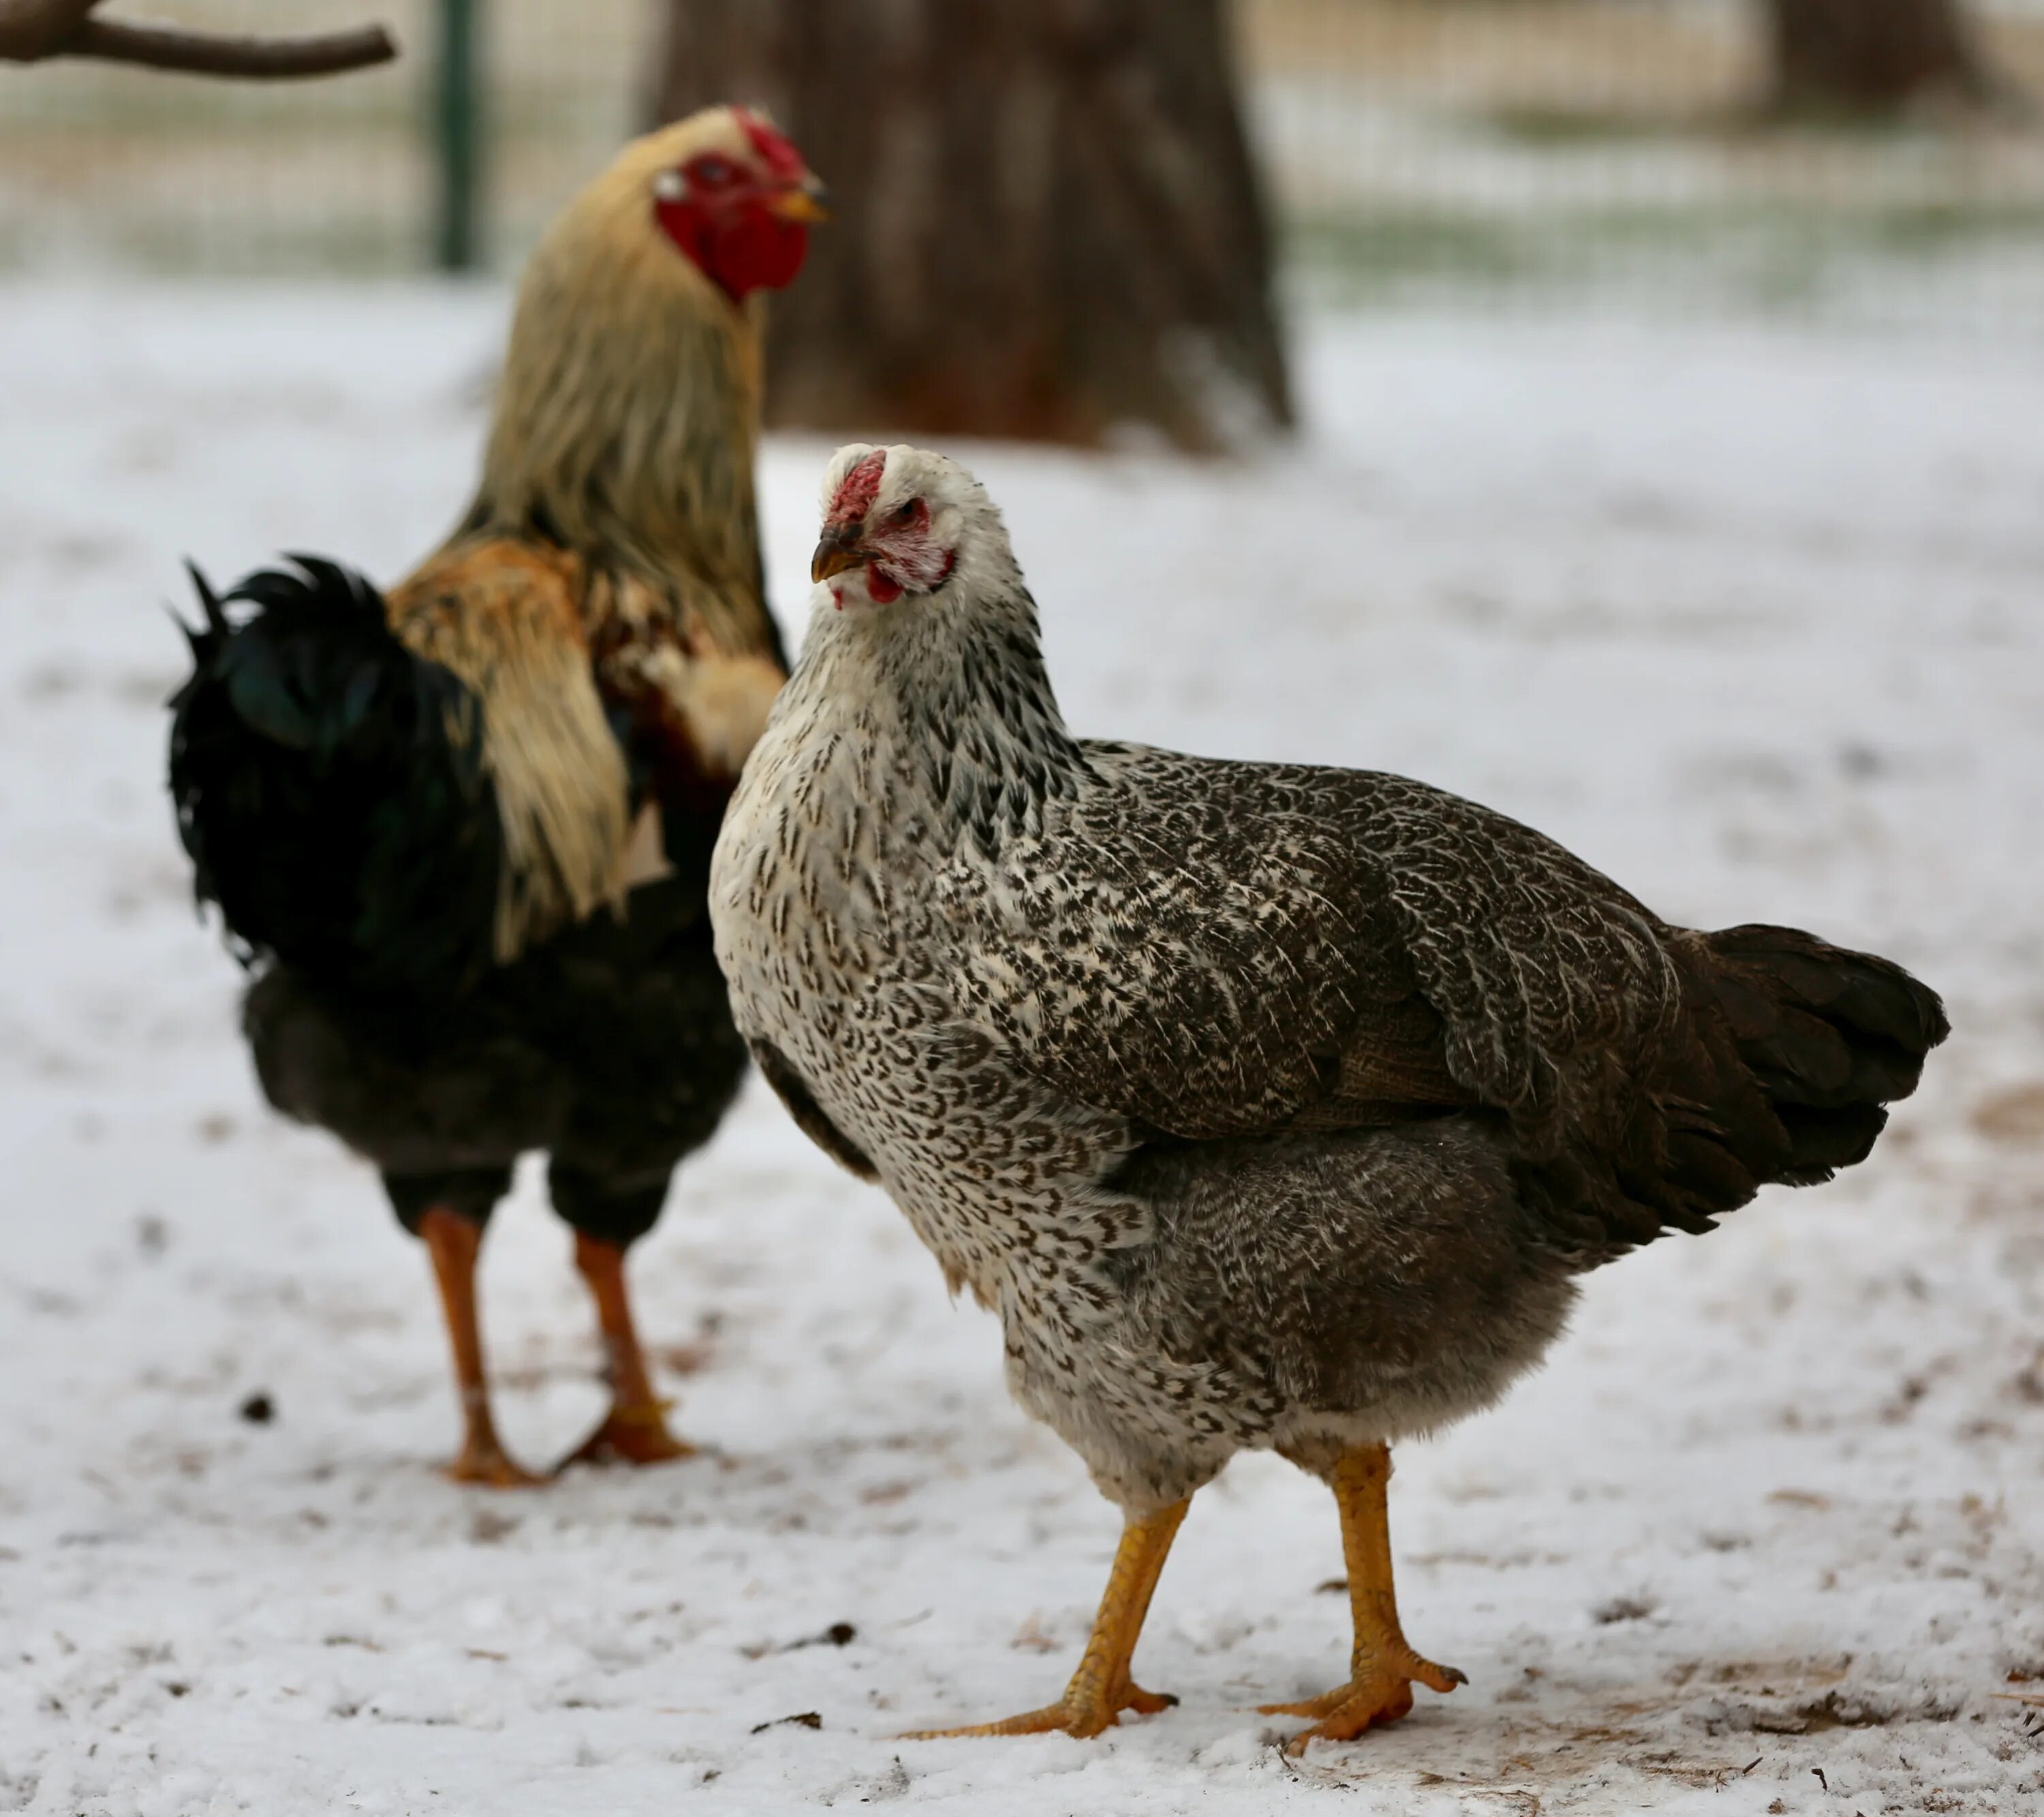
<box><xmin>802</xmin><ymin>446</ymin><xmax>1073</xmax><ymax>796</ymax></box>
<box><xmin>811</xmin><ymin>445</ymin><xmax>1015</xmax><ymax>612</ymax></box>
<box><xmin>578</xmin><ymin>105</ymin><xmax>826</xmax><ymax>304</ymax></box>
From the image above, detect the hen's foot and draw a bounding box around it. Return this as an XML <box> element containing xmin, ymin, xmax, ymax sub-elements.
<box><xmin>1262</xmin><ymin>1650</ymin><xmax>1464</xmax><ymax>1754</ymax></box>
<box><xmin>905</xmin><ymin>1498</ymin><xmax>1192</xmax><ymax>1741</ymax></box>
<box><xmin>555</xmin><ymin>1399</ymin><xmax>696</xmax><ymax>1471</ymax></box>
<box><xmin>904</xmin><ymin>1676</ymin><xmax>1177</xmax><ymax>1740</ymax></box>
<box><xmin>442</xmin><ymin>1433</ymin><xmax>543</xmax><ymax>1489</ymax></box>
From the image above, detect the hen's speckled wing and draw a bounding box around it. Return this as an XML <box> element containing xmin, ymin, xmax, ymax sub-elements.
<box><xmin>938</xmin><ymin>743</ymin><xmax>1688</xmax><ymax>1239</ymax></box>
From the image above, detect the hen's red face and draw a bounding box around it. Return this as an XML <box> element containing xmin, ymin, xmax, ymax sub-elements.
<box><xmin>811</xmin><ymin>451</ymin><xmax>957</xmax><ymax>607</ymax></box>
<box><xmin>651</xmin><ymin>111</ymin><xmax>826</xmax><ymax>302</ymax></box>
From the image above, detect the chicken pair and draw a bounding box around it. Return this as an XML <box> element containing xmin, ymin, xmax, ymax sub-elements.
<box><xmin>170</xmin><ymin>112</ymin><xmax>1946</xmax><ymax>1752</ymax></box>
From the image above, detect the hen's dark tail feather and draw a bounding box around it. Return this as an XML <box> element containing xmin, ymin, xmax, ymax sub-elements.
<box><xmin>1528</xmin><ymin>922</ymin><xmax>1947</xmax><ymax>1264</ymax></box>
<box><xmin>1703</xmin><ymin>922</ymin><xmax>1947</xmax><ymax>1187</ymax></box>
<box><xmin>168</xmin><ymin>557</ymin><xmax>504</xmax><ymax>995</ymax></box>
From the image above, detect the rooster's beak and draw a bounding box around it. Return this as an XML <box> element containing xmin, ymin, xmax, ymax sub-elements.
<box><xmin>769</xmin><ymin>178</ymin><xmax>831</xmax><ymax>226</ymax></box>
<box><xmin>811</xmin><ymin>527</ymin><xmax>863</xmax><ymax>583</ymax></box>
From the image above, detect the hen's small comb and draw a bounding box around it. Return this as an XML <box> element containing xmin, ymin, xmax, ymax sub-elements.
<box><xmin>826</xmin><ymin>449</ymin><xmax>886</xmax><ymax>527</ymax></box>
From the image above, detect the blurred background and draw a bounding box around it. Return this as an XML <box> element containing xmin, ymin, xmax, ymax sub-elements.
<box><xmin>4</xmin><ymin>0</ymin><xmax>2040</xmax><ymax>332</ymax></box>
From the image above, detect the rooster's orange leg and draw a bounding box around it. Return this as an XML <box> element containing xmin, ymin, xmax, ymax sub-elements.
<box><xmin>420</xmin><ymin>1207</ymin><xmax>540</xmax><ymax>1489</ymax></box>
<box><xmin>905</xmin><ymin>1497</ymin><xmax>1188</xmax><ymax>1740</ymax></box>
<box><xmin>555</xmin><ymin>1233</ymin><xmax>696</xmax><ymax>1470</ymax></box>
<box><xmin>1263</xmin><ymin>1442</ymin><xmax>1464</xmax><ymax>1752</ymax></box>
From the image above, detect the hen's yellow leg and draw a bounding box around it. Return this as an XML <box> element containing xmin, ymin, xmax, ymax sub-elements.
<box><xmin>556</xmin><ymin>1232</ymin><xmax>696</xmax><ymax>1470</ymax></box>
<box><xmin>906</xmin><ymin>1498</ymin><xmax>1190</xmax><ymax>1739</ymax></box>
<box><xmin>420</xmin><ymin>1208</ymin><xmax>540</xmax><ymax>1488</ymax></box>
<box><xmin>1265</xmin><ymin>1443</ymin><xmax>1464</xmax><ymax>1752</ymax></box>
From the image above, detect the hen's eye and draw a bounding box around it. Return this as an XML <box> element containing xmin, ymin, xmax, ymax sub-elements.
<box><xmin>692</xmin><ymin>155</ymin><xmax>734</xmax><ymax>185</ymax></box>
<box><xmin>891</xmin><ymin>501</ymin><xmax>918</xmax><ymax>524</ymax></box>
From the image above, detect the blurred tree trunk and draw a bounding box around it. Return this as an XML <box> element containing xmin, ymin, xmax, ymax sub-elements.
<box><xmin>649</xmin><ymin>0</ymin><xmax>1291</xmax><ymax>453</ymax></box>
<box><xmin>1763</xmin><ymin>0</ymin><xmax>1998</xmax><ymax>115</ymax></box>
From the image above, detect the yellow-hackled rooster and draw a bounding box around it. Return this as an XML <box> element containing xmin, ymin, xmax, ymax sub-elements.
<box><xmin>168</xmin><ymin>107</ymin><xmax>825</xmax><ymax>1485</ymax></box>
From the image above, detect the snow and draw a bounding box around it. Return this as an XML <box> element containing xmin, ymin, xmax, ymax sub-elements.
<box><xmin>2</xmin><ymin>283</ymin><xmax>2043</xmax><ymax>1816</ymax></box>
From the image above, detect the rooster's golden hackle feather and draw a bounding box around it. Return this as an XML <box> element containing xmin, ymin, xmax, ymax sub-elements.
<box><xmin>388</xmin><ymin>107</ymin><xmax>788</xmax><ymax>961</ymax></box>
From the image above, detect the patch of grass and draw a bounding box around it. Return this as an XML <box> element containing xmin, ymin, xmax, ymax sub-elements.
<box><xmin>1284</xmin><ymin>196</ymin><xmax>2044</xmax><ymax>321</ymax></box>
<box><xmin>1486</xmin><ymin>105</ymin><xmax>1708</xmax><ymax>148</ymax></box>
<box><xmin>0</xmin><ymin>215</ymin><xmax>420</xmax><ymax>279</ymax></box>
<box><xmin>1863</xmin><ymin>198</ymin><xmax>2044</xmax><ymax>253</ymax></box>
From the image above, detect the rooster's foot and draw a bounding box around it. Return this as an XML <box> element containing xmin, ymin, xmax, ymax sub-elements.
<box><xmin>442</xmin><ymin>1433</ymin><xmax>543</xmax><ymax>1489</ymax></box>
<box><xmin>555</xmin><ymin>1399</ymin><xmax>696</xmax><ymax>1471</ymax></box>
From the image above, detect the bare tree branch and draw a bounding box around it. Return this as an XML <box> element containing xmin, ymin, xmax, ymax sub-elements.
<box><xmin>0</xmin><ymin>0</ymin><xmax>101</xmax><ymax>60</ymax></box>
<box><xmin>67</xmin><ymin>17</ymin><xmax>397</xmax><ymax>78</ymax></box>
<box><xmin>0</xmin><ymin>1</ymin><xmax>397</xmax><ymax>79</ymax></box>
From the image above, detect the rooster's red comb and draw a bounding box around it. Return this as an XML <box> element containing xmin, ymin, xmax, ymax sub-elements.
<box><xmin>735</xmin><ymin>108</ymin><xmax>807</xmax><ymax>183</ymax></box>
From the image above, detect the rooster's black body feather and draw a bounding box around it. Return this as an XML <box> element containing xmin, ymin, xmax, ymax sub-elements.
<box><xmin>169</xmin><ymin>558</ymin><xmax>747</xmax><ymax>1247</ymax></box>
<box><xmin>170</xmin><ymin>559</ymin><xmax>504</xmax><ymax>996</ymax></box>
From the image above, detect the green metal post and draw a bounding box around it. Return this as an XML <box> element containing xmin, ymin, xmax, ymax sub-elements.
<box><xmin>434</xmin><ymin>0</ymin><xmax>482</xmax><ymax>271</ymax></box>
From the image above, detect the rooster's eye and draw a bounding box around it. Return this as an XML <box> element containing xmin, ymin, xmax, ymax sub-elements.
<box><xmin>891</xmin><ymin>501</ymin><xmax>917</xmax><ymax>524</ymax></box>
<box><xmin>693</xmin><ymin>155</ymin><xmax>734</xmax><ymax>185</ymax></box>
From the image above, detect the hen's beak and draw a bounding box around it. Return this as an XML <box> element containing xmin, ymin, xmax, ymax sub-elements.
<box><xmin>769</xmin><ymin>178</ymin><xmax>831</xmax><ymax>226</ymax></box>
<box><xmin>811</xmin><ymin>527</ymin><xmax>863</xmax><ymax>583</ymax></box>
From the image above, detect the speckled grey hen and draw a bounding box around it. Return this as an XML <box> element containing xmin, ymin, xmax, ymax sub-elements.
<box><xmin>709</xmin><ymin>444</ymin><xmax>1949</xmax><ymax>1750</ymax></box>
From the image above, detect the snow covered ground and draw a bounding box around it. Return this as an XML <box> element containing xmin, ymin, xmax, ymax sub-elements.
<box><xmin>1</xmin><ymin>285</ymin><xmax>2042</xmax><ymax>1816</ymax></box>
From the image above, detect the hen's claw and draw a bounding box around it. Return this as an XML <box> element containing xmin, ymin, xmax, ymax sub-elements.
<box><xmin>905</xmin><ymin>1677</ymin><xmax>1177</xmax><ymax>1741</ymax></box>
<box><xmin>1262</xmin><ymin>1650</ymin><xmax>1464</xmax><ymax>1752</ymax></box>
